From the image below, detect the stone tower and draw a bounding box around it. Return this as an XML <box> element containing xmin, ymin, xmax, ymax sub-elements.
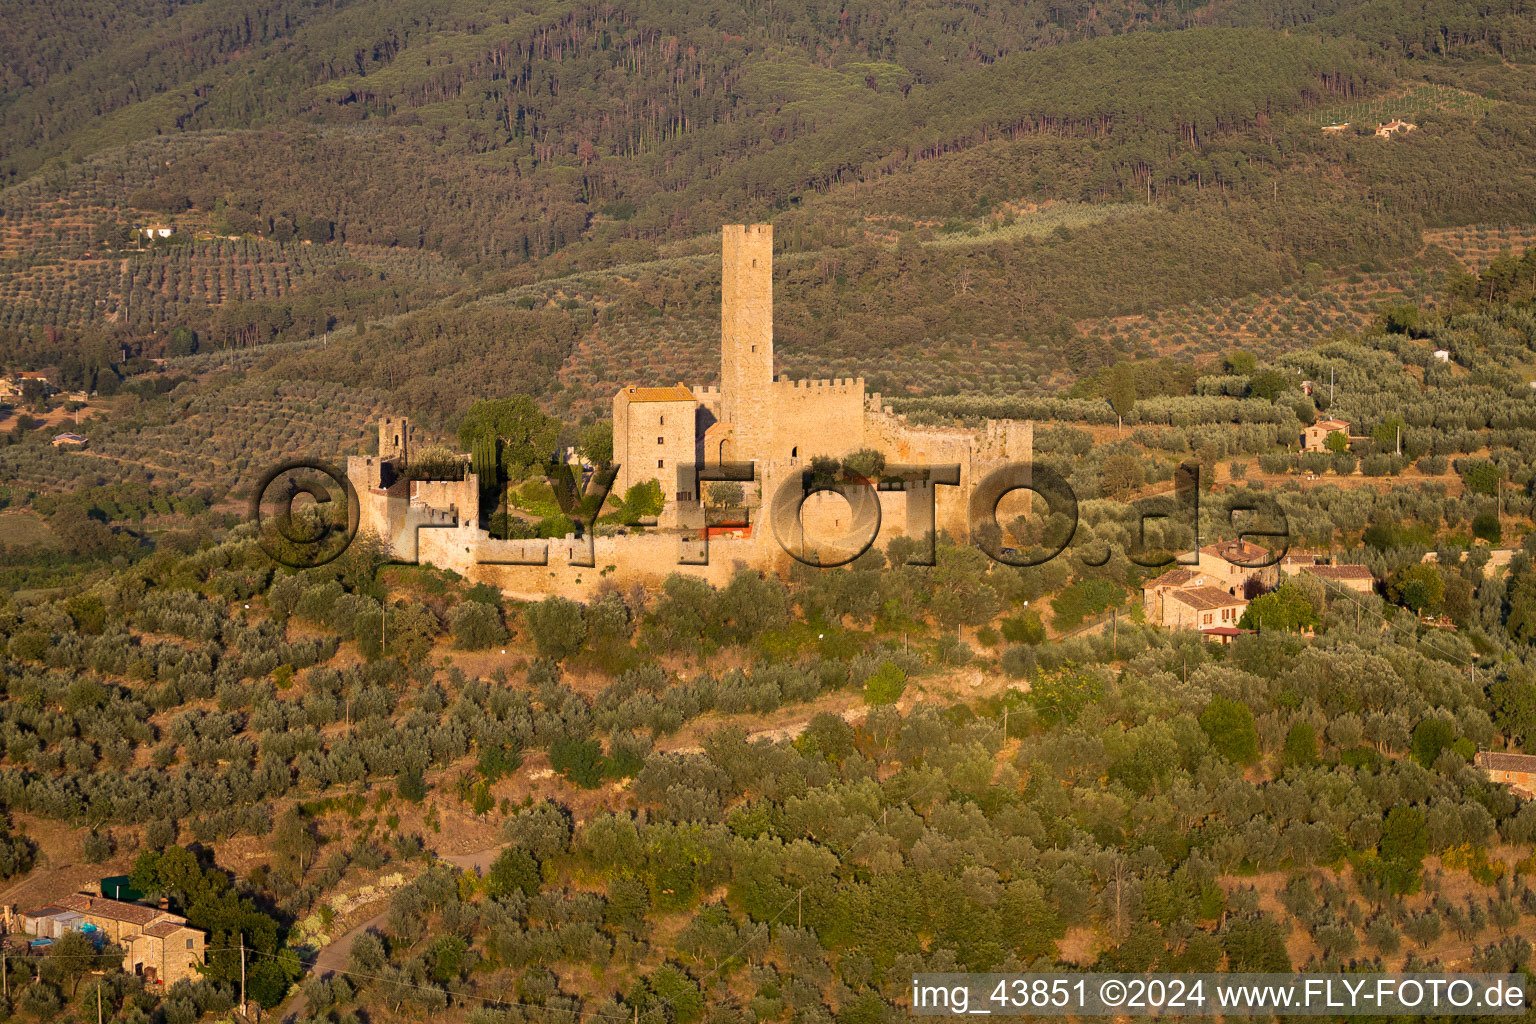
<box><xmin>720</xmin><ymin>224</ymin><xmax>774</xmax><ymax>464</ymax></box>
<box><xmin>379</xmin><ymin>416</ymin><xmax>412</xmax><ymax>464</ymax></box>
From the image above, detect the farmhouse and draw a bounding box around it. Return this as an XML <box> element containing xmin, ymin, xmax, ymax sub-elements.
<box><xmin>14</xmin><ymin>894</ymin><xmax>205</xmax><ymax>985</ymax></box>
<box><xmin>1142</xmin><ymin>568</ymin><xmax>1249</xmax><ymax>629</ymax></box>
<box><xmin>51</xmin><ymin>432</ymin><xmax>87</xmax><ymax>448</ymax></box>
<box><xmin>1474</xmin><ymin>751</ymin><xmax>1536</xmax><ymax>798</ymax></box>
<box><xmin>1162</xmin><ymin>586</ymin><xmax>1248</xmax><ymax>631</ymax></box>
<box><xmin>1301</xmin><ymin>418</ymin><xmax>1350</xmax><ymax>452</ymax></box>
<box><xmin>0</xmin><ymin>371</ymin><xmax>54</xmax><ymax>401</ymax></box>
<box><xmin>1196</xmin><ymin>538</ymin><xmax>1279</xmax><ymax>596</ymax></box>
<box><xmin>1375</xmin><ymin>119</ymin><xmax>1416</xmax><ymax>138</ymax></box>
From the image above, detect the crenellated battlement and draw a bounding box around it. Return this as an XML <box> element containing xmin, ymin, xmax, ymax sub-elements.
<box><xmin>773</xmin><ymin>376</ymin><xmax>865</xmax><ymax>392</ymax></box>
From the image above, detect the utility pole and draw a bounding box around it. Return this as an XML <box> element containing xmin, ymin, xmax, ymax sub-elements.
<box><xmin>97</xmin><ymin>977</ymin><xmax>103</xmax><ymax>1024</ymax></box>
<box><xmin>240</xmin><ymin>938</ymin><xmax>246</xmax><ymax>1012</ymax></box>
<box><xmin>1330</xmin><ymin>366</ymin><xmax>1335</xmax><ymax>405</ymax></box>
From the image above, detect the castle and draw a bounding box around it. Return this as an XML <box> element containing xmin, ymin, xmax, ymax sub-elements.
<box><xmin>347</xmin><ymin>224</ymin><xmax>1033</xmax><ymax>598</ymax></box>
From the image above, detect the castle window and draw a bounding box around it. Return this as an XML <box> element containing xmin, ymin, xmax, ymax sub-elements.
<box><xmin>658</xmin><ymin>436</ymin><xmax>664</xmax><ymax>444</ymax></box>
<box><xmin>658</xmin><ymin>459</ymin><xmax>665</xmax><ymax>468</ymax></box>
<box><xmin>750</xmin><ymin>345</ymin><xmax>756</xmax><ymax>352</ymax></box>
<box><xmin>791</xmin><ymin>446</ymin><xmax>798</xmax><ymax>457</ymax></box>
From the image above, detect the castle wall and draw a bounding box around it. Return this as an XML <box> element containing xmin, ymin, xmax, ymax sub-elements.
<box><xmin>348</xmin><ymin>409</ymin><xmax>1032</xmax><ymax>599</ymax></box>
<box><xmin>347</xmin><ymin>455</ymin><xmax>397</xmax><ymax>542</ymax></box>
<box><xmin>769</xmin><ymin>377</ymin><xmax>866</xmax><ymax>461</ymax></box>
<box><xmin>861</xmin><ymin>409</ymin><xmax>1033</xmax><ymax>537</ymax></box>
<box><xmin>416</xmin><ymin>521</ymin><xmax>785</xmax><ymax>600</ymax></box>
<box><xmin>691</xmin><ymin>385</ymin><xmax>721</xmax><ymax>421</ymax></box>
<box><xmin>410</xmin><ymin>476</ymin><xmax>478</xmax><ymax>523</ymax></box>
<box><xmin>611</xmin><ymin>390</ymin><xmax>631</xmax><ymax>495</ymax></box>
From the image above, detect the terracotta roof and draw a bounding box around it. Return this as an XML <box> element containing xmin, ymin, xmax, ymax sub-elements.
<box><xmin>622</xmin><ymin>383</ymin><xmax>695</xmax><ymax>403</ymax></box>
<box><xmin>141</xmin><ymin>920</ymin><xmax>188</xmax><ymax>938</ymax></box>
<box><xmin>1301</xmin><ymin>564</ymin><xmax>1374</xmax><ymax>581</ymax></box>
<box><xmin>1145</xmin><ymin>568</ymin><xmax>1199</xmax><ymax>589</ymax></box>
<box><xmin>1201</xmin><ymin>627</ymin><xmax>1255</xmax><ymax>637</ymax></box>
<box><xmin>1312</xmin><ymin>418</ymin><xmax>1350</xmax><ymax>430</ymax></box>
<box><xmin>1279</xmin><ymin>551</ymin><xmax>1317</xmax><ymax>565</ymax></box>
<box><xmin>1475</xmin><ymin>751</ymin><xmax>1536</xmax><ymax>772</ymax></box>
<box><xmin>57</xmin><ymin>894</ymin><xmax>170</xmax><ymax>927</ymax></box>
<box><xmin>1201</xmin><ymin>538</ymin><xmax>1273</xmax><ymax>563</ymax></box>
<box><xmin>1167</xmin><ymin>586</ymin><xmax>1247</xmax><ymax>611</ymax></box>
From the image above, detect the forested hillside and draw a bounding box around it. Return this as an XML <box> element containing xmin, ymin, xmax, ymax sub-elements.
<box><xmin>4</xmin><ymin>0</ymin><xmax>1536</xmax><ymax>423</ymax></box>
<box><xmin>7</xmin><ymin>289</ymin><xmax>1536</xmax><ymax>1021</ymax></box>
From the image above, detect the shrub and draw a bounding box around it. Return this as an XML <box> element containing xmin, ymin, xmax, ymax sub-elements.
<box><xmin>523</xmin><ymin>596</ymin><xmax>587</xmax><ymax>661</ymax></box>
<box><xmin>449</xmin><ymin>601</ymin><xmax>507</xmax><ymax>650</ymax></box>
<box><xmin>1460</xmin><ymin>460</ymin><xmax>1501</xmax><ymax>496</ymax></box>
<box><xmin>537</xmin><ymin>514</ymin><xmax>576</xmax><ymax>539</ymax></box>
<box><xmin>82</xmin><ymin>830</ymin><xmax>114</xmax><ymax>863</ymax></box>
<box><xmin>842</xmin><ymin>448</ymin><xmax>887</xmax><ymax>479</ymax></box>
<box><xmin>615</xmin><ymin>480</ymin><xmax>664</xmax><ymax>524</ymax></box>
<box><xmin>1199</xmin><ymin>697</ymin><xmax>1259</xmax><ymax>765</ymax></box>
<box><xmin>549</xmin><ymin>737</ymin><xmax>606</xmax><ymax>787</ymax></box>
<box><xmin>1472</xmin><ymin>512</ymin><xmax>1502</xmax><ymax>544</ymax></box>
<box><xmin>1001</xmin><ymin>610</ymin><xmax>1046</xmax><ymax>645</ymax></box>
<box><xmin>1001</xmin><ymin>646</ymin><xmax>1036</xmax><ymax>679</ymax></box>
<box><xmin>484</xmin><ymin>847</ymin><xmax>542</xmax><ymax>898</ymax></box>
<box><xmin>1417</xmin><ymin>455</ymin><xmax>1448</xmax><ymax>476</ymax></box>
<box><xmin>862</xmin><ymin>661</ymin><xmax>907</xmax><ymax>706</ymax></box>
<box><xmin>1258</xmin><ymin>453</ymin><xmax>1291</xmax><ymax>475</ymax></box>
<box><xmin>1238</xmin><ymin>583</ymin><xmax>1317</xmax><ymax>632</ymax></box>
<box><xmin>1410</xmin><ymin>718</ymin><xmax>1458</xmax><ymax>769</ymax></box>
<box><xmin>1049</xmin><ymin>578</ymin><xmax>1122</xmax><ymax>631</ymax></box>
<box><xmin>397</xmin><ymin>769</ymin><xmax>428</xmax><ymax>803</ymax></box>
<box><xmin>1360</xmin><ymin>454</ymin><xmax>1392</xmax><ymax>477</ymax></box>
<box><xmin>1281</xmin><ymin>721</ymin><xmax>1318</xmax><ymax>768</ymax></box>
